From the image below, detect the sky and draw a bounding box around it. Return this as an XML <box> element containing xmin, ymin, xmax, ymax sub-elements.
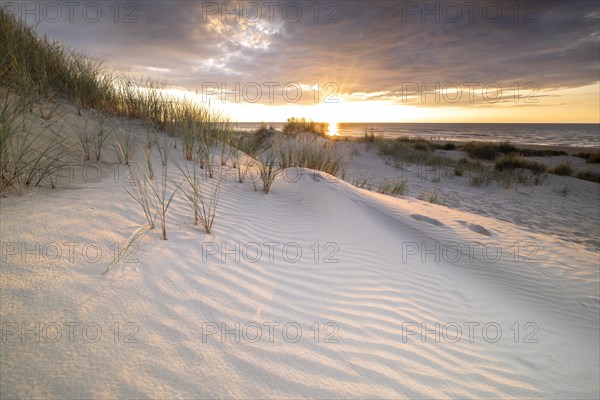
<box><xmin>4</xmin><ymin>0</ymin><xmax>599</xmax><ymax>123</ymax></box>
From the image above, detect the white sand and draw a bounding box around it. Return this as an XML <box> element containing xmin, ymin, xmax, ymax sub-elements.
<box><xmin>1</xmin><ymin>118</ymin><xmax>599</xmax><ymax>398</ymax></box>
<box><xmin>341</xmin><ymin>142</ymin><xmax>600</xmax><ymax>251</ymax></box>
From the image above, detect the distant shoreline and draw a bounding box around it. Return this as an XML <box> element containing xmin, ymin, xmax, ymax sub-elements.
<box><xmin>233</xmin><ymin>122</ymin><xmax>600</xmax><ymax>150</ymax></box>
<box><xmin>329</xmin><ymin>136</ymin><xmax>600</xmax><ymax>155</ymax></box>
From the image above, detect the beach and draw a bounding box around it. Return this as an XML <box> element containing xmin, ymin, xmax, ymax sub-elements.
<box><xmin>2</xmin><ymin>4</ymin><xmax>600</xmax><ymax>398</ymax></box>
<box><xmin>1</xmin><ymin>106</ymin><xmax>599</xmax><ymax>398</ymax></box>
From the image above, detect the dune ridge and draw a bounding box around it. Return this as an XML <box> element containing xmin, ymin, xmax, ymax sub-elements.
<box><xmin>1</xmin><ymin>137</ymin><xmax>598</xmax><ymax>398</ymax></box>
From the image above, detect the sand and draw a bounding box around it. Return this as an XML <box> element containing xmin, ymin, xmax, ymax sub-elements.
<box><xmin>341</xmin><ymin>141</ymin><xmax>600</xmax><ymax>251</ymax></box>
<box><xmin>1</xmin><ymin>112</ymin><xmax>599</xmax><ymax>398</ymax></box>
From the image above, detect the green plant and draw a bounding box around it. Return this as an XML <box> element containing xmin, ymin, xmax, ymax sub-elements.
<box><xmin>574</xmin><ymin>169</ymin><xmax>600</xmax><ymax>183</ymax></box>
<box><xmin>91</xmin><ymin>112</ymin><xmax>114</xmax><ymax>162</ymax></box>
<box><xmin>123</xmin><ymin>170</ymin><xmax>157</xmax><ymax>229</ymax></box>
<box><xmin>126</xmin><ymin>136</ymin><xmax>176</xmax><ymax>240</ymax></box>
<box><xmin>549</xmin><ymin>162</ymin><xmax>573</xmax><ymax>176</ymax></box>
<box><xmin>176</xmin><ymin>157</ymin><xmax>220</xmax><ymax>234</ymax></box>
<box><xmin>470</xmin><ymin>166</ymin><xmax>495</xmax><ymax>186</ymax></box>
<box><xmin>462</xmin><ymin>141</ymin><xmax>516</xmax><ymax>160</ymax></box>
<box><xmin>351</xmin><ymin>177</ymin><xmax>371</xmax><ymax>189</ymax></box>
<box><xmin>114</xmin><ymin>128</ymin><xmax>136</xmax><ymax>165</ymax></box>
<box><xmin>0</xmin><ymin>91</ymin><xmax>30</xmax><ymax>192</ymax></box>
<box><xmin>143</xmin><ymin>146</ymin><xmax>154</xmax><ymax>180</ymax></box>
<box><xmin>257</xmin><ymin>152</ymin><xmax>281</xmax><ymax>194</ymax></box>
<box><xmin>576</xmin><ymin>151</ymin><xmax>600</xmax><ymax>163</ymax></box>
<box><xmin>153</xmin><ymin>142</ymin><xmax>177</xmax><ymax>240</ymax></box>
<box><xmin>494</xmin><ymin>154</ymin><xmax>547</xmax><ymax>175</ymax></box>
<box><xmin>282</xmin><ymin>117</ymin><xmax>328</xmax><ymax>136</ymax></box>
<box><xmin>377</xmin><ymin>179</ymin><xmax>407</xmax><ymax>196</ymax></box>
<box><xmin>425</xmin><ymin>188</ymin><xmax>446</xmax><ymax>205</ymax></box>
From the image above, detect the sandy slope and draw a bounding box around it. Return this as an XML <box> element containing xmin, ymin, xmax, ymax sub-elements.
<box><xmin>1</xmin><ymin>129</ymin><xmax>599</xmax><ymax>399</ymax></box>
<box><xmin>341</xmin><ymin>142</ymin><xmax>600</xmax><ymax>251</ymax></box>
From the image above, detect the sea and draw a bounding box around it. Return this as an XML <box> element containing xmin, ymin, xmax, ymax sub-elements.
<box><xmin>232</xmin><ymin>123</ymin><xmax>600</xmax><ymax>149</ymax></box>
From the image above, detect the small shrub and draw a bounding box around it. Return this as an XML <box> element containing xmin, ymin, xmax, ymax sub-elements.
<box><xmin>425</xmin><ymin>188</ymin><xmax>446</xmax><ymax>205</ymax></box>
<box><xmin>470</xmin><ymin>166</ymin><xmax>495</xmax><ymax>186</ymax></box>
<box><xmin>549</xmin><ymin>162</ymin><xmax>573</xmax><ymax>176</ymax></box>
<box><xmin>377</xmin><ymin>179</ymin><xmax>407</xmax><ymax>196</ymax></box>
<box><xmin>462</xmin><ymin>141</ymin><xmax>516</xmax><ymax>160</ymax></box>
<box><xmin>494</xmin><ymin>154</ymin><xmax>546</xmax><ymax>175</ymax></box>
<box><xmin>257</xmin><ymin>152</ymin><xmax>281</xmax><ymax>194</ymax></box>
<box><xmin>282</xmin><ymin>117</ymin><xmax>328</xmax><ymax>136</ymax></box>
<box><xmin>436</xmin><ymin>142</ymin><xmax>456</xmax><ymax>151</ymax></box>
<box><xmin>574</xmin><ymin>170</ymin><xmax>600</xmax><ymax>183</ymax></box>
<box><xmin>578</xmin><ymin>151</ymin><xmax>600</xmax><ymax>163</ymax></box>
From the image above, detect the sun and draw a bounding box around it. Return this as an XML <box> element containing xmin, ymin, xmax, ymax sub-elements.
<box><xmin>327</xmin><ymin>121</ymin><xmax>339</xmax><ymax>136</ymax></box>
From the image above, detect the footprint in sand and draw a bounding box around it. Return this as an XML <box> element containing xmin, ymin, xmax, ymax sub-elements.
<box><xmin>410</xmin><ymin>214</ymin><xmax>444</xmax><ymax>226</ymax></box>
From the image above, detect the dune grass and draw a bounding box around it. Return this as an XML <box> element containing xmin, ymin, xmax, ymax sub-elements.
<box><xmin>425</xmin><ymin>188</ymin><xmax>446</xmax><ymax>205</ymax></box>
<box><xmin>175</xmin><ymin>156</ymin><xmax>221</xmax><ymax>234</ymax></box>
<box><xmin>574</xmin><ymin>170</ymin><xmax>600</xmax><ymax>183</ymax></box>
<box><xmin>494</xmin><ymin>154</ymin><xmax>547</xmax><ymax>175</ymax></box>
<box><xmin>575</xmin><ymin>151</ymin><xmax>600</xmax><ymax>164</ymax></box>
<box><xmin>283</xmin><ymin>117</ymin><xmax>328</xmax><ymax>136</ymax></box>
<box><xmin>114</xmin><ymin>127</ymin><xmax>136</xmax><ymax>166</ymax></box>
<box><xmin>257</xmin><ymin>152</ymin><xmax>281</xmax><ymax>194</ymax></box>
<box><xmin>123</xmin><ymin>171</ymin><xmax>158</xmax><ymax>230</ymax></box>
<box><xmin>548</xmin><ymin>162</ymin><xmax>573</xmax><ymax>176</ymax></box>
<box><xmin>377</xmin><ymin>179</ymin><xmax>408</xmax><ymax>196</ymax></box>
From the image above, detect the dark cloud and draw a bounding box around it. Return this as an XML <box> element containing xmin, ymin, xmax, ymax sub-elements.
<box><xmin>7</xmin><ymin>0</ymin><xmax>599</xmax><ymax>106</ymax></box>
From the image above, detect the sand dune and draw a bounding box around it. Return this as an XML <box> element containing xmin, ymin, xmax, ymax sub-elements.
<box><xmin>1</xmin><ymin>135</ymin><xmax>598</xmax><ymax>398</ymax></box>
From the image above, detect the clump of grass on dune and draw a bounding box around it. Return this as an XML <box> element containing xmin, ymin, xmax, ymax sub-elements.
<box><xmin>377</xmin><ymin>179</ymin><xmax>408</xmax><ymax>196</ymax></box>
<box><xmin>230</xmin><ymin>133</ymin><xmax>256</xmax><ymax>183</ymax></box>
<box><xmin>257</xmin><ymin>151</ymin><xmax>281</xmax><ymax>194</ymax></box>
<box><xmin>514</xmin><ymin>147</ymin><xmax>567</xmax><ymax>157</ymax></box>
<box><xmin>494</xmin><ymin>154</ymin><xmax>547</xmax><ymax>175</ymax></box>
<box><xmin>461</xmin><ymin>141</ymin><xmax>568</xmax><ymax>161</ymax></box>
<box><xmin>424</xmin><ymin>188</ymin><xmax>446</xmax><ymax>205</ymax></box>
<box><xmin>282</xmin><ymin>117</ymin><xmax>328</xmax><ymax>136</ymax></box>
<box><xmin>294</xmin><ymin>138</ymin><xmax>347</xmax><ymax>177</ymax></box>
<box><xmin>0</xmin><ymin>90</ymin><xmax>29</xmax><ymax>193</ymax></box>
<box><xmin>461</xmin><ymin>141</ymin><xmax>516</xmax><ymax>160</ymax></box>
<box><xmin>0</xmin><ymin>89</ymin><xmax>72</xmax><ymax>194</ymax></box>
<box><xmin>548</xmin><ymin>162</ymin><xmax>573</xmax><ymax>176</ymax></box>
<box><xmin>175</xmin><ymin>155</ymin><xmax>221</xmax><ymax>234</ymax></box>
<box><xmin>258</xmin><ymin>132</ymin><xmax>347</xmax><ymax>178</ymax></box>
<box><xmin>124</xmin><ymin>171</ymin><xmax>157</xmax><ymax>230</ymax></box>
<box><xmin>376</xmin><ymin>137</ymin><xmax>455</xmax><ymax>168</ymax></box>
<box><xmin>574</xmin><ymin>170</ymin><xmax>600</xmax><ymax>183</ymax></box>
<box><xmin>0</xmin><ymin>10</ymin><xmax>115</xmax><ymax>113</ymax></box>
<box><xmin>114</xmin><ymin>126</ymin><xmax>136</xmax><ymax>166</ymax></box>
<box><xmin>575</xmin><ymin>151</ymin><xmax>600</xmax><ymax>164</ymax></box>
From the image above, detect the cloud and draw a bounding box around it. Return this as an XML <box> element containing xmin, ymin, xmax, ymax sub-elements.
<box><xmin>9</xmin><ymin>0</ymin><xmax>599</xmax><ymax>106</ymax></box>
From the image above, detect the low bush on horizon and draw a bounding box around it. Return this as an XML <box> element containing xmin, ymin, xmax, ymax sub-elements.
<box><xmin>461</xmin><ymin>141</ymin><xmax>516</xmax><ymax>160</ymax></box>
<box><xmin>377</xmin><ymin>138</ymin><xmax>455</xmax><ymax>168</ymax></box>
<box><xmin>548</xmin><ymin>162</ymin><xmax>573</xmax><ymax>176</ymax></box>
<box><xmin>575</xmin><ymin>151</ymin><xmax>600</xmax><ymax>163</ymax></box>
<box><xmin>494</xmin><ymin>154</ymin><xmax>547</xmax><ymax>175</ymax></box>
<box><xmin>282</xmin><ymin>117</ymin><xmax>328</xmax><ymax>136</ymax></box>
<box><xmin>515</xmin><ymin>148</ymin><xmax>567</xmax><ymax>157</ymax></box>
